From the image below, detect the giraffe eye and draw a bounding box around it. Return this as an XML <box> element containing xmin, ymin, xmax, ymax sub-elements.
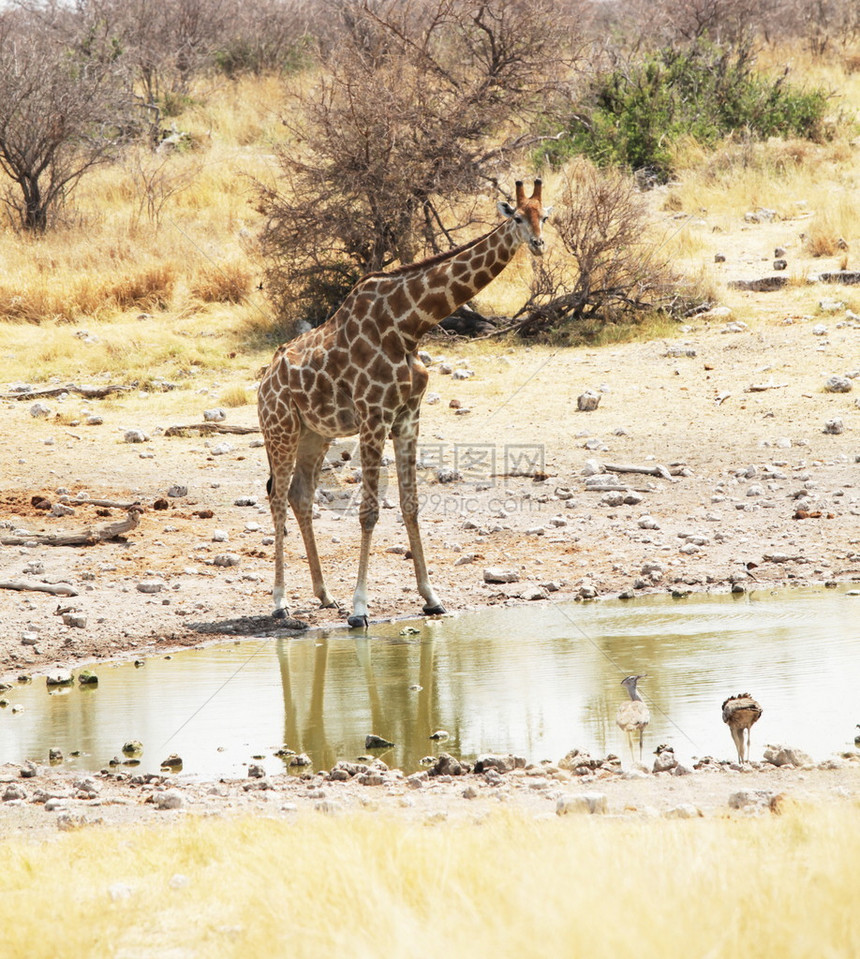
<box><xmin>514</xmin><ymin>215</ymin><xmax>523</xmax><ymax>224</ymax></box>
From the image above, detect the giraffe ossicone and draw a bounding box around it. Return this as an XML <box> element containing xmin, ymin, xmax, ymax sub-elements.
<box><xmin>257</xmin><ymin>179</ymin><xmax>551</xmax><ymax>628</ymax></box>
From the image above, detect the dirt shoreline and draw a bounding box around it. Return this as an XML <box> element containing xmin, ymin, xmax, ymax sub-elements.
<box><xmin>2</xmin><ymin>311</ymin><xmax>859</xmax><ymax>829</ymax></box>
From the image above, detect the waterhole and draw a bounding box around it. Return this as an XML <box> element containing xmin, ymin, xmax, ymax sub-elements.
<box><xmin>2</xmin><ymin>586</ymin><xmax>858</xmax><ymax>777</ymax></box>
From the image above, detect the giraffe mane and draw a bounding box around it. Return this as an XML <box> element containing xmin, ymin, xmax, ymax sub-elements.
<box><xmin>364</xmin><ymin>223</ymin><xmax>504</xmax><ymax>280</ymax></box>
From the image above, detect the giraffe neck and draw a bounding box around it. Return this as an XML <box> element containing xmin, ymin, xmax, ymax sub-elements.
<box><xmin>385</xmin><ymin>218</ymin><xmax>523</xmax><ymax>347</ymax></box>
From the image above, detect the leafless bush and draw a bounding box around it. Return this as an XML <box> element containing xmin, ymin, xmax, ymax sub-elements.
<box><xmin>257</xmin><ymin>0</ymin><xmax>587</xmax><ymax>333</ymax></box>
<box><xmin>0</xmin><ymin>5</ymin><xmax>135</xmax><ymax>231</ymax></box>
<box><xmin>514</xmin><ymin>160</ymin><xmax>680</xmax><ymax>338</ymax></box>
<box><xmin>125</xmin><ymin>147</ymin><xmax>203</xmax><ymax>230</ymax></box>
<box><xmin>590</xmin><ymin>0</ymin><xmax>860</xmax><ymax>55</ymax></box>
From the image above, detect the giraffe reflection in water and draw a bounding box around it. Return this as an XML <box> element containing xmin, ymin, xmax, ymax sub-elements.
<box><xmin>275</xmin><ymin>632</ymin><xmax>443</xmax><ymax>773</ymax></box>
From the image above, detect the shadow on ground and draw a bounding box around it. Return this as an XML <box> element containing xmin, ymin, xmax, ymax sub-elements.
<box><xmin>188</xmin><ymin>615</ymin><xmax>309</xmax><ymax>637</ymax></box>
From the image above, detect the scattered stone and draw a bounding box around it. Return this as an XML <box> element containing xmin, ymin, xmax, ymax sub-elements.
<box><xmin>85</xmin><ymin>415</ymin><xmax>103</xmax><ymax>426</ymax></box>
<box><xmin>483</xmin><ymin>567</ymin><xmax>519</xmax><ymax>584</ymax></box>
<box><xmin>763</xmin><ymin>744</ymin><xmax>813</xmax><ymax>767</ymax></box>
<box><xmin>773</xmin><ymin>258</ymin><xmax>787</xmax><ymax>270</ymax></box>
<box><xmin>823</xmin><ymin>418</ymin><xmax>844</xmax><ymax>435</ymax></box>
<box><xmin>663</xmin><ymin>803</ymin><xmax>703</xmax><ymax>819</ymax></box>
<box><xmin>161</xmin><ymin>753</ymin><xmax>183</xmax><ymax>770</ymax></box>
<box><xmin>819</xmin><ymin>299</ymin><xmax>845</xmax><ymax>312</ymax></box>
<box><xmin>77</xmin><ymin>670</ymin><xmax>98</xmax><ymax>685</ymax></box>
<box><xmin>48</xmin><ymin>748</ymin><xmax>63</xmax><ymax>764</ymax></box>
<box><xmin>727</xmin><ymin>277</ymin><xmax>786</xmax><ymax>292</ymax></box>
<box><xmin>211</xmin><ymin>442</ymin><xmax>233</xmax><ymax>456</ymax></box>
<box><xmin>824</xmin><ymin>375</ymin><xmax>853</xmax><ymax>393</ymax></box>
<box><xmin>428</xmin><ymin>753</ymin><xmax>470</xmax><ymax>776</ymax></box>
<box><xmin>429</xmin><ymin>730</ymin><xmax>449</xmax><ymax>741</ymax></box>
<box><xmin>520</xmin><ymin>585</ymin><xmax>549</xmax><ymax>601</ymax></box>
<box><xmin>577</xmin><ymin>390</ymin><xmax>601</xmax><ymax>412</ymax></box>
<box><xmin>728</xmin><ymin>790</ymin><xmax>780</xmax><ymax>811</ymax></box>
<box><xmin>3</xmin><ymin>783</ymin><xmax>26</xmax><ymax>802</ymax></box>
<box><xmin>652</xmin><ymin>746</ymin><xmax>678</xmax><ymax>773</ymax></box>
<box><xmin>167</xmin><ymin>484</ymin><xmax>188</xmax><ymax>497</ymax></box>
<box><xmin>234</xmin><ymin>496</ymin><xmax>257</xmax><ymax>507</ymax></box>
<box><xmin>247</xmin><ymin>764</ymin><xmax>266</xmax><ymax>779</ymax></box>
<box><xmin>436</xmin><ymin>467</ymin><xmax>462</xmax><ymax>484</ymax></box>
<box><xmin>136</xmin><ymin>580</ymin><xmax>164</xmax><ymax>593</ymax></box>
<box><xmin>45</xmin><ymin>670</ymin><xmax>73</xmax><ymax>687</ymax></box>
<box><xmin>155</xmin><ymin>789</ymin><xmax>184</xmax><ymax>810</ymax></box>
<box><xmin>62</xmin><ymin>612</ymin><xmax>87</xmax><ymax>628</ymax></box>
<box><xmin>203</xmin><ymin>408</ymin><xmax>226</xmax><ymax>422</ymax></box>
<box><xmin>30</xmin><ymin>403</ymin><xmax>51</xmax><ymax>418</ymax></box>
<box><xmin>213</xmin><ymin>553</ymin><xmax>241</xmax><ymax>567</ymax></box>
<box><xmin>817</xmin><ymin>271</ymin><xmax>860</xmax><ymax>285</ymax></box>
<box><xmin>124</xmin><ymin>429</ymin><xmax>148</xmax><ymax>443</ymax></box>
<box><xmin>637</xmin><ymin>515</ymin><xmax>660</xmax><ymax>530</ymax></box>
<box><xmin>365</xmin><ymin>734</ymin><xmax>395</xmax><ymax>750</ymax></box>
<box><xmin>474</xmin><ymin>754</ymin><xmax>525</xmax><ymax>774</ymax></box>
<box><xmin>288</xmin><ymin>753</ymin><xmax>311</xmax><ymax>767</ymax></box>
<box><xmin>577</xmin><ymin>581</ymin><xmax>598</xmax><ymax>600</ymax></box>
<box><xmin>122</xmin><ymin>740</ymin><xmax>144</xmax><ymax>756</ymax></box>
<box><xmin>556</xmin><ymin>793</ymin><xmax>608</xmax><ymax>816</ymax></box>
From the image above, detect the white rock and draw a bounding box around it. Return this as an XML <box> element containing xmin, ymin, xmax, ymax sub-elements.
<box><xmin>483</xmin><ymin>567</ymin><xmax>519</xmax><ymax>584</ymax></box>
<box><xmin>155</xmin><ymin>789</ymin><xmax>184</xmax><ymax>810</ymax></box>
<box><xmin>203</xmin><ymin>408</ymin><xmax>227</xmax><ymax>422</ymax></box>
<box><xmin>556</xmin><ymin>793</ymin><xmax>608</xmax><ymax>815</ymax></box>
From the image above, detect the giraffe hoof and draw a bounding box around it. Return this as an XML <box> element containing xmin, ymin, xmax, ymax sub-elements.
<box><xmin>272</xmin><ymin>608</ymin><xmax>287</xmax><ymax>620</ymax></box>
<box><xmin>347</xmin><ymin>614</ymin><xmax>370</xmax><ymax>630</ymax></box>
<box><xmin>422</xmin><ymin>603</ymin><xmax>447</xmax><ymax>616</ymax></box>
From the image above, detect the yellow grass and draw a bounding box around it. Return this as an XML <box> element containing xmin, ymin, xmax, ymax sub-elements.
<box><xmin>1</xmin><ymin>804</ymin><xmax>858</xmax><ymax>959</ymax></box>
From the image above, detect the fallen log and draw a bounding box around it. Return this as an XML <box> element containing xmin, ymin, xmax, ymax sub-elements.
<box><xmin>0</xmin><ymin>508</ymin><xmax>142</xmax><ymax>546</ymax></box>
<box><xmin>63</xmin><ymin>497</ymin><xmax>142</xmax><ymax>510</ymax></box>
<box><xmin>1</xmin><ymin>383</ymin><xmax>132</xmax><ymax>401</ymax></box>
<box><xmin>603</xmin><ymin>462</ymin><xmax>673</xmax><ymax>480</ymax></box>
<box><xmin>0</xmin><ymin>580</ymin><xmax>79</xmax><ymax>597</ymax></box>
<box><xmin>164</xmin><ymin>423</ymin><xmax>259</xmax><ymax>437</ymax></box>
<box><xmin>745</xmin><ymin>382</ymin><xmax>789</xmax><ymax>393</ymax></box>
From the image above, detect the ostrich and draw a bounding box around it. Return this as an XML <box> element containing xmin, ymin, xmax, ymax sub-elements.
<box><xmin>722</xmin><ymin>693</ymin><xmax>762</xmax><ymax>763</ymax></box>
<box><xmin>616</xmin><ymin>675</ymin><xmax>650</xmax><ymax>763</ymax></box>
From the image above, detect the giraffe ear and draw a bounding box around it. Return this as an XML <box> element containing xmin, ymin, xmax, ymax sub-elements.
<box><xmin>498</xmin><ymin>200</ymin><xmax>516</xmax><ymax>219</ymax></box>
<box><xmin>543</xmin><ymin>205</ymin><xmax>554</xmax><ymax>218</ymax></box>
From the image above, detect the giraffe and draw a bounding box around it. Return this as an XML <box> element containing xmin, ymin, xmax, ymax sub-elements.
<box><xmin>257</xmin><ymin>179</ymin><xmax>551</xmax><ymax>628</ymax></box>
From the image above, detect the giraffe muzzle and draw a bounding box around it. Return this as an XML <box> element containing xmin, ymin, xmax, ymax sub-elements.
<box><xmin>529</xmin><ymin>237</ymin><xmax>545</xmax><ymax>257</ymax></box>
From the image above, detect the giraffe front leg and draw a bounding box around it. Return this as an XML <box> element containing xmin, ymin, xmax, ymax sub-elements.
<box><xmin>348</xmin><ymin>428</ymin><xmax>385</xmax><ymax>629</ymax></box>
<box><xmin>392</xmin><ymin>431</ymin><xmax>445</xmax><ymax>616</ymax></box>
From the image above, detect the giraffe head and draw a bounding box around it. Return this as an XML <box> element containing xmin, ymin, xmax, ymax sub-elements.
<box><xmin>497</xmin><ymin>179</ymin><xmax>552</xmax><ymax>257</ymax></box>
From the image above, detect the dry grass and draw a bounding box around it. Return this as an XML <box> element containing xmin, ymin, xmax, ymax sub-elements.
<box><xmin>0</xmin><ymin>42</ymin><xmax>857</xmax><ymax>377</ymax></box>
<box><xmin>1</xmin><ymin>804</ymin><xmax>858</xmax><ymax>959</ymax></box>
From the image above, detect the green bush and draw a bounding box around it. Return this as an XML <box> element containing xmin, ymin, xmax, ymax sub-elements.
<box><xmin>540</xmin><ymin>42</ymin><xmax>829</xmax><ymax>179</ymax></box>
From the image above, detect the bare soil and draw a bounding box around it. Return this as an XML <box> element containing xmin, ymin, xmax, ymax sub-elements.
<box><xmin>1</xmin><ymin>277</ymin><xmax>859</xmax><ymax>831</ymax></box>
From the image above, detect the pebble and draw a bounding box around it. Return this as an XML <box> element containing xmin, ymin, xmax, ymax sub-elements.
<box><xmin>203</xmin><ymin>408</ymin><xmax>226</xmax><ymax>422</ymax></box>
<box><xmin>155</xmin><ymin>789</ymin><xmax>184</xmax><ymax>810</ymax></box>
<box><xmin>136</xmin><ymin>580</ymin><xmax>163</xmax><ymax>593</ymax></box>
<box><xmin>211</xmin><ymin>442</ymin><xmax>233</xmax><ymax>456</ymax></box>
<box><xmin>30</xmin><ymin>403</ymin><xmax>51</xmax><ymax>418</ymax></box>
<box><xmin>824</xmin><ymin>375</ymin><xmax>852</xmax><ymax>393</ymax></box>
<box><xmin>124</xmin><ymin>429</ymin><xmax>148</xmax><ymax>443</ymax></box>
<box><xmin>556</xmin><ymin>793</ymin><xmax>608</xmax><ymax>815</ymax></box>
<box><xmin>823</xmin><ymin>418</ymin><xmax>844</xmax><ymax>435</ymax></box>
<box><xmin>483</xmin><ymin>567</ymin><xmax>519</xmax><ymax>584</ymax></box>
<box><xmin>663</xmin><ymin>803</ymin><xmax>702</xmax><ymax>819</ymax></box>
<box><xmin>167</xmin><ymin>484</ymin><xmax>188</xmax><ymax>497</ymax></box>
<box><xmin>62</xmin><ymin>612</ymin><xmax>87</xmax><ymax>628</ymax></box>
<box><xmin>577</xmin><ymin>390</ymin><xmax>601</xmax><ymax>411</ymax></box>
<box><xmin>213</xmin><ymin>553</ymin><xmax>241</xmax><ymax>567</ymax></box>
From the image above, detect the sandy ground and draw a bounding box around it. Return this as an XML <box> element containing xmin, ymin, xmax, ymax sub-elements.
<box><xmin>1</xmin><ymin>241</ymin><xmax>859</xmax><ymax>831</ymax></box>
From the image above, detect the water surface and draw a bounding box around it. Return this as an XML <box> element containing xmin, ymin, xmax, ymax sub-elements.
<box><xmin>2</xmin><ymin>587</ymin><xmax>857</xmax><ymax>777</ymax></box>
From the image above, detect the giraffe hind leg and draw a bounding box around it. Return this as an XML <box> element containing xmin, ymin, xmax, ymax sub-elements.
<box><xmin>289</xmin><ymin>428</ymin><xmax>336</xmax><ymax>609</ymax></box>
